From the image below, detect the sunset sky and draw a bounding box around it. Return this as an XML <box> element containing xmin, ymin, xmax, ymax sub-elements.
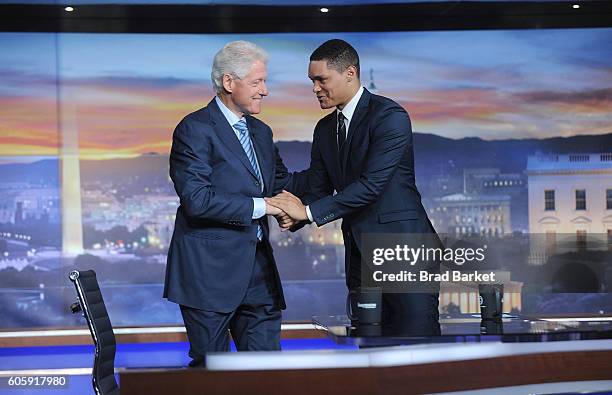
<box><xmin>1</xmin><ymin>29</ymin><xmax>611</xmax><ymax>158</ymax></box>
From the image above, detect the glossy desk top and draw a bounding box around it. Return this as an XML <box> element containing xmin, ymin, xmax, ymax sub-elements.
<box><xmin>313</xmin><ymin>315</ymin><xmax>612</xmax><ymax>346</ymax></box>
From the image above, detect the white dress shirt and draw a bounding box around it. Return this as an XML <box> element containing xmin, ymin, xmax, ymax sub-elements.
<box><xmin>215</xmin><ymin>96</ymin><xmax>266</xmax><ymax>219</ymax></box>
<box><xmin>306</xmin><ymin>86</ymin><xmax>365</xmax><ymax>223</ymax></box>
<box><xmin>337</xmin><ymin>85</ymin><xmax>364</xmax><ymax>137</ymax></box>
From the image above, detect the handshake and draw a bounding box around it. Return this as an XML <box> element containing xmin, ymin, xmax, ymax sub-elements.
<box><xmin>264</xmin><ymin>190</ymin><xmax>309</xmax><ymax>231</ymax></box>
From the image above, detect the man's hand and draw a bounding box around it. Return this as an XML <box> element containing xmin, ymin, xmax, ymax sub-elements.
<box><xmin>265</xmin><ymin>190</ymin><xmax>308</xmax><ymax>223</ymax></box>
<box><xmin>274</xmin><ymin>212</ymin><xmax>298</xmax><ymax>231</ymax></box>
<box><xmin>266</xmin><ymin>201</ymin><xmax>298</xmax><ymax>231</ymax></box>
<box><xmin>265</xmin><ymin>201</ymin><xmax>283</xmax><ymax>216</ymax></box>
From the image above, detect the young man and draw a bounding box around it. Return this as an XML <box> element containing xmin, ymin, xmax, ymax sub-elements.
<box><xmin>268</xmin><ymin>39</ymin><xmax>440</xmax><ymax>331</ymax></box>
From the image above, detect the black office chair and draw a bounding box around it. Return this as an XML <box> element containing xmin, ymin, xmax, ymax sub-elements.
<box><xmin>69</xmin><ymin>270</ymin><xmax>120</xmax><ymax>395</ymax></box>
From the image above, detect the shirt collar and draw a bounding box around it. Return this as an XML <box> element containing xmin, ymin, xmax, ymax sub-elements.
<box><xmin>215</xmin><ymin>96</ymin><xmax>244</xmax><ymax>128</ymax></box>
<box><xmin>337</xmin><ymin>86</ymin><xmax>364</xmax><ymax>124</ymax></box>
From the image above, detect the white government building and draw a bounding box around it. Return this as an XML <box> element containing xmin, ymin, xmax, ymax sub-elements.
<box><xmin>527</xmin><ymin>152</ymin><xmax>612</xmax><ymax>245</ymax></box>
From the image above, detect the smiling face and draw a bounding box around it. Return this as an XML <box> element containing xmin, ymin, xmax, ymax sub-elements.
<box><xmin>308</xmin><ymin>60</ymin><xmax>358</xmax><ymax>110</ymax></box>
<box><xmin>223</xmin><ymin>59</ymin><xmax>268</xmax><ymax>116</ymax></box>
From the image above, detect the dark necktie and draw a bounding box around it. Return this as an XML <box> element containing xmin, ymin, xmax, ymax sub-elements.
<box><xmin>337</xmin><ymin>111</ymin><xmax>347</xmax><ymax>151</ymax></box>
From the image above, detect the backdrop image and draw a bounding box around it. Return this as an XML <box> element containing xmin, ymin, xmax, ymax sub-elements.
<box><xmin>0</xmin><ymin>29</ymin><xmax>611</xmax><ymax>328</ymax></box>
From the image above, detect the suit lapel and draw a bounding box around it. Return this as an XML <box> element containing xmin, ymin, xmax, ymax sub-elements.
<box><xmin>247</xmin><ymin>116</ymin><xmax>273</xmax><ymax>194</ymax></box>
<box><xmin>209</xmin><ymin>99</ymin><xmax>259</xmax><ymax>181</ymax></box>
<box><xmin>318</xmin><ymin>113</ymin><xmax>342</xmax><ymax>189</ymax></box>
<box><xmin>340</xmin><ymin>89</ymin><xmax>371</xmax><ymax>172</ymax></box>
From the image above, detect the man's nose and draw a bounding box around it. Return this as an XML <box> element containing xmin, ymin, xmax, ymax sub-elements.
<box><xmin>312</xmin><ymin>82</ymin><xmax>321</xmax><ymax>94</ymax></box>
<box><xmin>260</xmin><ymin>81</ymin><xmax>269</xmax><ymax>96</ymax></box>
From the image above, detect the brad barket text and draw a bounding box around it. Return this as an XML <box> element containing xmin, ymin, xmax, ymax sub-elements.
<box><xmin>373</xmin><ymin>270</ymin><xmax>497</xmax><ymax>283</ymax></box>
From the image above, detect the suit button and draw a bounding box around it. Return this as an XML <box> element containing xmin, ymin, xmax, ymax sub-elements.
<box><xmin>254</xmin><ymin>181</ymin><xmax>260</xmax><ymax>186</ymax></box>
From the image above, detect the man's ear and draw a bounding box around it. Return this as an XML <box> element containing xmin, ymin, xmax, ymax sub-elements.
<box><xmin>222</xmin><ymin>74</ymin><xmax>233</xmax><ymax>93</ymax></box>
<box><xmin>346</xmin><ymin>65</ymin><xmax>358</xmax><ymax>82</ymax></box>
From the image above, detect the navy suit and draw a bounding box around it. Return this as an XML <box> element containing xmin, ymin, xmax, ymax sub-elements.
<box><xmin>291</xmin><ymin>89</ymin><xmax>440</xmax><ymax>327</ymax></box>
<box><xmin>163</xmin><ymin>98</ymin><xmax>291</xmax><ymax>355</ymax></box>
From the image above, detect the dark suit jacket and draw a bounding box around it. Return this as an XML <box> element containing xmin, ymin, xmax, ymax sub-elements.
<box><xmin>163</xmin><ymin>98</ymin><xmax>290</xmax><ymax>312</ymax></box>
<box><xmin>292</xmin><ymin>89</ymin><xmax>438</xmax><ymax>277</ymax></box>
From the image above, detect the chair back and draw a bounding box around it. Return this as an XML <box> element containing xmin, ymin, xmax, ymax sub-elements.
<box><xmin>69</xmin><ymin>269</ymin><xmax>119</xmax><ymax>395</ymax></box>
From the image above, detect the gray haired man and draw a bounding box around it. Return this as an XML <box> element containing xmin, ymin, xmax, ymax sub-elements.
<box><xmin>163</xmin><ymin>41</ymin><xmax>294</xmax><ymax>362</ymax></box>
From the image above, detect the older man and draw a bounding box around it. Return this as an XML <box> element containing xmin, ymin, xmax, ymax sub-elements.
<box><xmin>163</xmin><ymin>41</ymin><xmax>293</xmax><ymax>363</ymax></box>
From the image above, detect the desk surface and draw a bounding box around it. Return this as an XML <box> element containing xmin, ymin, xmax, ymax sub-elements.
<box><xmin>313</xmin><ymin>315</ymin><xmax>612</xmax><ymax>347</ymax></box>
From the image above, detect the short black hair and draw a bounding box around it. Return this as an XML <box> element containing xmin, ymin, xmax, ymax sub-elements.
<box><xmin>310</xmin><ymin>39</ymin><xmax>360</xmax><ymax>78</ymax></box>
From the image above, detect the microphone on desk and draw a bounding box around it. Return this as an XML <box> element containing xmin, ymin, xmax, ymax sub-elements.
<box><xmin>347</xmin><ymin>287</ymin><xmax>382</xmax><ymax>326</ymax></box>
<box><xmin>479</xmin><ymin>283</ymin><xmax>504</xmax><ymax>335</ymax></box>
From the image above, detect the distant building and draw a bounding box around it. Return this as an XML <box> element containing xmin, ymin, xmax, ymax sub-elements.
<box><xmin>527</xmin><ymin>153</ymin><xmax>612</xmax><ymax>264</ymax></box>
<box><xmin>464</xmin><ymin>168</ymin><xmax>525</xmax><ymax>195</ymax></box>
<box><xmin>464</xmin><ymin>168</ymin><xmax>527</xmax><ymax>232</ymax></box>
<box><xmin>440</xmin><ymin>280</ymin><xmax>523</xmax><ymax>315</ymax></box>
<box><xmin>527</xmin><ymin>153</ymin><xmax>612</xmax><ymax>236</ymax></box>
<box><xmin>0</xmin><ymin>202</ymin><xmax>11</xmax><ymax>224</ymax></box>
<box><xmin>13</xmin><ymin>188</ymin><xmax>60</xmax><ymax>225</ymax></box>
<box><xmin>422</xmin><ymin>173</ymin><xmax>463</xmax><ymax>198</ymax></box>
<box><xmin>430</xmin><ymin>193</ymin><xmax>511</xmax><ymax>236</ymax></box>
<box><xmin>14</xmin><ymin>202</ymin><xmax>23</xmax><ymax>225</ymax></box>
<box><xmin>0</xmin><ymin>184</ymin><xmax>60</xmax><ymax>227</ymax></box>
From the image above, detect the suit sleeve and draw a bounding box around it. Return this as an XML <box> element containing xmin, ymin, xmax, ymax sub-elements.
<box><xmin>170</xmin><ymin>118</ymin><xmax>253</xmax><ymax>225</ymax></box>
<box><xmin>279</xmin><ymin>125</ymin><xmax>335</xmax><ymax>204</ymax></box>
<box><xmin>300</xmin><ymin>129</ymin><xmax>335</xmax><ymax>204</ymax></box>
<box><xmin>308</xmin><ymin>106</ymin><xmax>411</xmax><ymax>226</ymax></box>
<box><xmin>272</xmin><ymin>136</ymin><xmax>333</xmax><ymax>202</ymax></box>
<box><xmin>271</xmin><ymin>143</ymin><xmax>295</xmax><ymax>195</ymax></box>
<box><xmin>276</xmin><ymin>168</ymin><xmax>308</xmax><ymax>198</ymax></box>
<box><xmin>271</xmin><ymin>126</ymin><xmax>335</xmax><ymax>233</ymax></box>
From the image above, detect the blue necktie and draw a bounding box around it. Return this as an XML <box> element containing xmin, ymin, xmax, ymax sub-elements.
<box><xmin>234</xmin><ymin>119</ymin><xmax>263</xmax><ymax>241</ymax></box>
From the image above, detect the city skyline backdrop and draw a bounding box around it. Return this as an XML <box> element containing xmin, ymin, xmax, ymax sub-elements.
<box><xmin>0</xmin><ymin>28</ymin><xmax>611</xmax><ymax>325</ymax></box>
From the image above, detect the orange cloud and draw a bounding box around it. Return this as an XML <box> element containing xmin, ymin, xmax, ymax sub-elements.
<box><xmin>65</xmin><ymin>79</ymin><xmax>324</xmax><ymax>156</ymax></box>
<box><xmin>0</xmin><ymin>96</ymin><xmax>59</xmax><ymax>156</ymax></box>
<box><xmin>2</xmin><ymin>75</ymin><xmax>610</xmax><ymax>158</ymax></box>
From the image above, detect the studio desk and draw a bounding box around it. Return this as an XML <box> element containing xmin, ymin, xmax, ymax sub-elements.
<box><xmin>119</xmin><ymin>315</ymin><xmax>612</xmax><ymax>394</ymax></box>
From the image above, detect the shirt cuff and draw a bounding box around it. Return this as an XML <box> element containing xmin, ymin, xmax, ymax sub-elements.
<box><xmin>306</xmin><ymin>205</ymin><xmax>314</xmax><ymax>222</ymax></box>
<box><xmin>252</xmin><ymin>198</ymin><xmax>266</xmax><ymax>219</ymax></box>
